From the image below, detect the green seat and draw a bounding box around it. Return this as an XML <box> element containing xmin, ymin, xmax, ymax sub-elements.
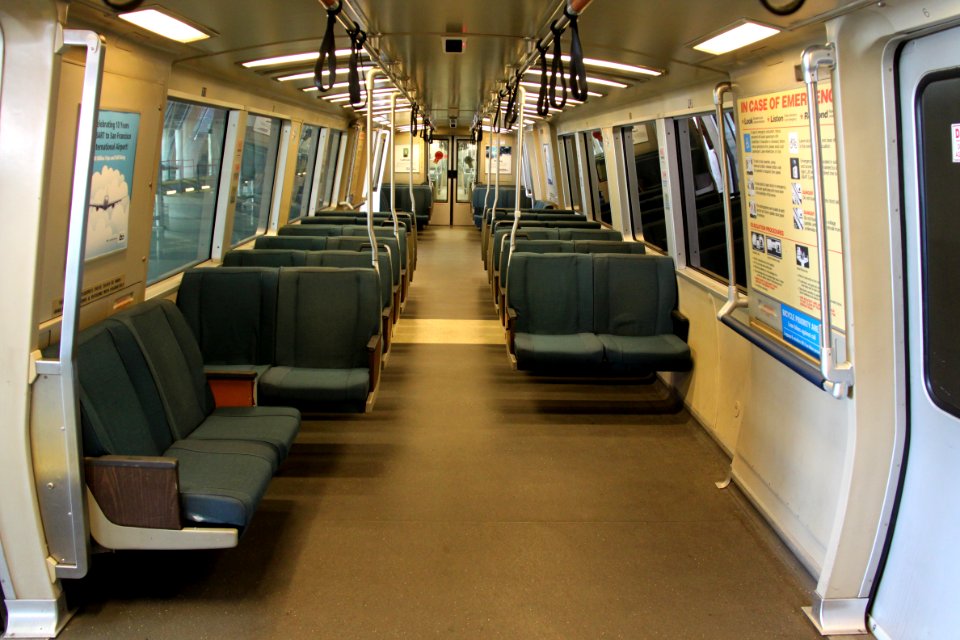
<box><xmin>305</xmin><ymin>250</ymin><xmax>393</xmax><ymax>315</ymax></box>
<box><xmin>593</xmin><ymin>254</ymin><xmax>692</xmax><ymax>373</ymax></box>
<box><xmin>222</xmin><ymin>249</ymin><xmax>307</xmax><ymax>267</ymax></box>
<box><xmin>258</xmin><ymin>267</ymin><xmax>382</xmax><ymax>412</ymax></box>
<box><xmin>114</xmin><ymin>299</ymin><xmax>300</xmax><ymax>465</ymax></box>
<box><xmin>507</xmin><ymin>253</ymin><xmax>603</xmax><ymax>371</ymax></box>
<box><xmin>255</xmin><ymin>236</ymin><xmax>328</xmax><ymax>251</ymax></box>
<box><xmin>558</xmin><ymin>228</ymin><xmax>623</xmax><ymax>241</ymax></box>
<box><xmin>573</xmin><ymin>240</ymin><xmax>644</xmax><ymax>254</ymax></box>
<box><xmin>74</xmin><ymin>319</ymin><xmax>282</xmax><ymax>529</ymax></box>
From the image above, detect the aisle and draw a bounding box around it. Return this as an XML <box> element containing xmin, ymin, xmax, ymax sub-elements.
<box><xmin>61</xmin><ymin>227</ymin><xmax>823</xmax><ymax>640</ymax></box>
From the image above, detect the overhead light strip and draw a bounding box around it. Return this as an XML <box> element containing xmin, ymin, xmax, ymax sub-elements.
<box><xmin>521</xmin><ymin>69</ymin><xmax>628</xmax><ymax>88</ymax></box>
<box><xmin>118</xmin><ymin>9</ymin><xmax>211</xmax><ymax>43</ymax></box>
<box><xmin>242</xmin><ymin>49</ymin><xmax>358</xmax><ymax>68</ymax></box>
<box><xmin>544</xmin><ymin>53</ymin><xmax>661</xmax><ymax>76</ymax></box>
<box><xmin>692</xmin><ymin>21</ymin><xmax>780</xmax><ymax>55</ymax></box>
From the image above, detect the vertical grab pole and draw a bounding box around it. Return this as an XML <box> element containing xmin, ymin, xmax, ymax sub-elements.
<box><xmin>408</xmin><ymin>108</ymin><xmax>416</xmax><ymax>227</ymax></box>
<box><xmin>36</xmin><ymin>29</ymin><xmax>106</xmax><ymax>578</ymax></box>
<box><xmin>364</xmin><ymin>68</ymin><xmax>380</xmax><ymax>274</ymax></box>
<box><xmin>389</xmin><ymin>93</ymin><xmax>399</xmax><ymax>242</ymax></box>
<box><xmin>714</xmin><ymin>82</ymin><xmax>744</xmax><ymax>318</ymax></box>
<box><xmin>802</xmin><ymin>43</ymin><xmax>853</xmax><ymax>398</ymax></box>
<box><xmin>508</xmin><ymin>87</ymin><xmax>527</xmax><ymax>262</ymax></box>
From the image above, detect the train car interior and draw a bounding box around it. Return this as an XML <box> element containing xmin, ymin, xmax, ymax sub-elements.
<box><xmin>2</xmin><ymin>0</ymin><xmax>960</xmax><ymax>637</ymax></box>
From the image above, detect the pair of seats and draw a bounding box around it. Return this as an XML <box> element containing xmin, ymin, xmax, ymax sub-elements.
<box><xmin>177</xmin><ymin>266</ymin><xmax>383</xmax><ymax>413</ymax></box>
<box><xmin>222</xmin><ymin>248</ymin><xmax>396</xmax><ymax>351</ymax></box>
<box><xmin>480</xmin><ymin>210</ymin><xmax>582</xmax><ymax>263</ymax></box>
<box><xmin>505</xmin><ymin>253</ymin><xmax>692</xmax><ymax>374</ymax></box>
<box><xmin>494</xmin><ymin>239</ymin><xmax>646</xmax><ymax>321</ymax></box>
<box><xmin>73</xmin><ymin>299</ymin><xmax>301</xmax><ymax>546</ymax></box>
<box><xmin>470</xmin><ymin>186</ymin><xmax>533</xmax><ymax>228</ymax></box>
<box><xmin>302</xmin><ymin>211</ymin><xmax>418</xmax><ymax>274</ymax></box>
<box><xmin>488</xmin><ymin>225</ymin><xmax>621</xmax><ymax>284</ymax></box>
<box><xmin>378</xmin><ymin>185</ymin><xmax>433</xmax><ymax>229</ymax></box>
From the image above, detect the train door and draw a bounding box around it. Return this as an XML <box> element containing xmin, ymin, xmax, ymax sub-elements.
<box><xmin>428</xmin><ymin>137</ymin><xmax>450</xmax><ymax>224</ymax></box>
<box><xmin>870</xmin><ymin>25</ymin><xmax>960</xmax><ymax>636</ymax></box>
<box><xmin>452</xmin><ymin>137</ymin><xmax>478</xmax><ymax>226</ymax></box>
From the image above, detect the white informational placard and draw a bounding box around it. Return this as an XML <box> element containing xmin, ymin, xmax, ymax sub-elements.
<box><xmin>394</xmin><ymin>143</ymin><xmax>421</xmax><ymax>173</ymax></box>
<box><xmin>737</xmin><ymin>83</ymin><xmax>846</xmax><ymax>359</ymax></box>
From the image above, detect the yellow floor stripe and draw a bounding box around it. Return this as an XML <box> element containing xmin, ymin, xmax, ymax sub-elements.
<box><xmin>392</xmin><ymin>319</ymin><xmax>505</xmax><ymax>345</ymax></box>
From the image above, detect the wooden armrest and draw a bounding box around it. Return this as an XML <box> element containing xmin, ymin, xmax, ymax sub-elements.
<box><xmin>85</xmin><ymin>456</ymin><xmax>181</xmax><ymax>530</ymax></box>
<box><xmin>671</xmin><ymin>309</ymin><xmax>690</xmax><ymax>342</ymax></box>
<box><xmin>367</xmin><ymin>334</ymin><xmax>383</xmax><ymax>391</ymax></box>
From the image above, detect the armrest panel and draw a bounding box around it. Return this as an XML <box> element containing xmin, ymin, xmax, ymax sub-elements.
<box><xmin>85</xmin><ymin>456</ymin><xmax>181</xmax><ymax>530</ymax></box>
<box><xmin>671</xmin><ymin>309</ymin><xmax>690</xmax><ymax>343</ymax></box>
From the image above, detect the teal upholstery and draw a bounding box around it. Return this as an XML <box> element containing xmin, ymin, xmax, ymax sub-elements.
<box><xmin>72</xmin><ymin>315</ymin><xmax>299</xmax><ymax>530</ymax></box>
<box><xmin>573</xmin><ymin>240</ymin><xmax>645</xmax><ymax>254</ymax></box>
<box><xmin>278</xmin><ymin>225</ymin><xmax>343</xmax><ymax>238</ymax></box>
<box><xmin>507</xmin><ymin>253</ymin><xmax>603</xmax><ymax>370</ymax></box>
<box><xmin>559</xmin><ymin>228</ymin><xmax>623</xmax><ymax>241</ymax></box>
<box><xmin>505</xmin><ymin>253</ymin><xmax>692</xmax><ymax>374</ymax></box>
<box><xmin>259</xmin><ymin>267</ymin><xmax>381</xmax><ymax>411</ymax></box>
<box><xmin>498</xmin><ymin>240</ymin><xmax>574</xmax><ymax>289</ymax></box>
<box><xmin>280</xmin><ymin>225</ymin><xmax>405</xmax><ymax>282</ymax></box>
<box><xmin>178</xmin><ymin>267</ymin><xmax>278</xmax><ymax>366</ymax></box>
<box><xmin>255</xmin><ymin>236</ymin><xmax>328</xmax><ymax>251</ymax></box>
<box><xmin>327</xmin><ymin>237</ymin><xmax>400</xmax><ymax>287</ymax></box>
<box><xmin>593</xmin><ymin>254</ymin><xmax>692</xmax><ymax>373</ymax></box>
<box><xmin>188</xmin><ymin>406</ymin><xmax>302</xmax><ymax>461</ymax></box>
<box><xmin>489</xmin><ymin>228</ymin><xmax>559</xmax><ymax>273</ymax></box>
<box><xmin>222</xmin><ymin>249</ymin><xmax>307</xmax><ymax>267</ymax></box>
<box><xmin>304</xmin><ymin>250</ymin><xmax>393</xmax><ymax>313</ymax></box>
<box><xmin>114</xmin><ymin>299</ymin><xmax>300</xmax><ymax>462</ymax></box>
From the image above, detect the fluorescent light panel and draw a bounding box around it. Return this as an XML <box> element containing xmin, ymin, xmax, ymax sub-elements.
<box><xmin>518</xmin><ymin>81</ymin><xmax>604</xmax><ymax>98</ymax></box>
<box><xmin>521</xmin><ymin>70</ymin><xmax>627</xmax><ymax>88</ymax></box>
<box><xmin>242</xmin><ymin>49</ymin><xmax>357</xmax><ymax>68</ymax></box>
<box><xmin>693</xmin><ymin>21</ymin><xmax>780</xmax><ymax>55</ymax></box>
<box><xmin>118</xmin><ymin>9</ymin><xmax>210</xmax><ymax>43</ymax></box>
<box><xmin>544</xmin><ymin>53</ymin><xmax>661</xmax><ymax>76</ymax></box>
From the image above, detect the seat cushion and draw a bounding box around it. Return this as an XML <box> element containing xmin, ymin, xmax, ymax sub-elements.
<box><xmin>165</xmin><ymin>439</ymin><xmax>276</xmax><ymax>528</ymax></box>
<box><xmin>257</xmin><ymin>366</ymin><xmax>370</xmax><ymax>410</ymax></box>
<box><xmin>598</xmin><ymin>334</ymin><xmax>693</xmax><ymax>372</ymax></box>
<box><xmin>188</xmin><ymin>406</ymin><xmax>301</xmax><ymax>465</ymax></box>
<box><xmin>514</xmin><ymin>332</ymin><xmax>604</xmax><ymax>371</ymax></box>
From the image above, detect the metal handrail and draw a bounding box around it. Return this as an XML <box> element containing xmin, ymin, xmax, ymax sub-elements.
<box><xmin>508</xmin><ymin>87</ymin><xmax>528</xmax><ymax>265</ymax></box>
<box><xmin>714</xmin><ymin>82</ymin><xmax>743</xmax><ymax>318</ymax></box>
<box><xmin>388</xmin><ymin>93</ymin><xmax>399</xmax><ymax>242</ymax></box>
<box><xmin>408</xmin><ymin>109</ymin><xmax>415</xmax><ymax>226</ymax></box>
<box><xmin>803</xmin><ymin>43</ymin><xmax>854</xmax><ymax>398</ymax></box>
<box><xmin>363</xmin><ymin>67</ymin><xmax>381</xmax><ymax>274</ymax></box>
<box><xmin>34</xmin><ymin>28</ymin><xmax>106</xmax><ymax>579</ymax></box>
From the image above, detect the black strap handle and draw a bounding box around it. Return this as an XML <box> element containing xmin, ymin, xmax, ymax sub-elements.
<box><xmin>536</xmin><ymin>41</ymin><xmax>550</xmax><ymax>117</ymax></box>
<box><xmin>759</xmin><ymin>0</ymin><xmax>806</xmax><ymax>15</ymax></box>
<box><xmin>102</xmin><ymin>0</ymin><xmax>145</xmax><ymax>10</ymax></box>
<box><xmin>565</xmin><ymin>8</ymin><xmax>588</xmax><ymax>101</ymax></box>
<box><xmin>347</xmin><ymin>23</ymin><xmax>366</xmax><ymax>106</ymax></box>
<box><xmin>314</xmin><ymin>3</ymin><xmax>342</xmax><ymax>92</ymax></box>
<box><xmin>492</xmin><ymin>92</ymin><xmax>503</xmax><ymax>133</ymax></box>
<box><xmin>504</xmin><ymin>81</ymin><xmax>518</xmax><ymax>128</ymax></box>
<box><xmin>549</xmin><ymin>21</ymin><xmax>568</xmax><ymax>110</ymax></box>
<box><xmin>411</xmin><ymin>104</ymin><xmax>419</xmax><ymax>136</ymax></box>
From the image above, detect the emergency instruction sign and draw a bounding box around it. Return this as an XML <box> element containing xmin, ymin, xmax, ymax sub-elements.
<box><xmin>736</xmin><ymin>84</ymin><xmax>846</xmax><ymax>359</ymax></box>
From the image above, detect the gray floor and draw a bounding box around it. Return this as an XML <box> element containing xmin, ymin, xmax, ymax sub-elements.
<box><xmin>61</xmin><ymin>226</ymin><xmax>826</xmax><ymax>639</ymax></box>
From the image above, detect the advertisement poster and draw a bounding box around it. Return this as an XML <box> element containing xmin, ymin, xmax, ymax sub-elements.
<box><xmin>394</xmin><ymin>143</ymin><xmax>421</xmax><ymax>173</ymax></box>
<box><xmin>736</xmin><ymin>84</ymin><xmax>846</xmax><ymax>359</ymax></box>
<box><xmin>87</xmin><ymin>110</ymin><xmax>139</xmax><ymax>260</ymax></box>
<box><xmin>484</xmin><ymin>145</ymin><xmax>513</xmax><ymax>174</ymax></box>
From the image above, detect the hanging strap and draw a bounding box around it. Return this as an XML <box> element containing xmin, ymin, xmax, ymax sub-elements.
<box><xmin>549</xmin><ymin>21</ymin><xmax>568</xmax><ymax>109</ymax></box>
<box><xmin>565</xmin><ymin>8</ymin><xmax>588</xmax><ymax>101</ymax></box>
<box><xmin>492</xmin><ymin>93</ymin><xmax>502</xmax><ymax>133</ymax></box>
<box><xmin>504</xmin><ymin>74</ymin><xmax>521</xmax><ymax>128</ymax></box>
<box><xmin>314</xmin><ymin>3</ymin><xmax>342</xmax><ymax>92</ymax></box>
<box><xmin>347</xmin><ymin>23</ymin><xmax>366</xmax><ymax>106</ymax></box>
<box><xmin>536</xmin><ymin>41</ymin><xmax>550</xmax><ymax>116</ymax></box>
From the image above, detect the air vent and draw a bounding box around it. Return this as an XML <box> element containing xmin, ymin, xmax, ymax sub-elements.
<box><xmin>444</xmin><ymin>38</ymin><xmax>465</xmax><ymax>54</ymax></box>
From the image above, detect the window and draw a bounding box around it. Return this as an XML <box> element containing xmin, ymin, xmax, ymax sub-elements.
<box><xmin>149</xmin><ymin>100</ymin><xmax>227</xmax><ymax>283</ymax></box>
<box><xmin>289</xmin><ymin>124</ymin><xmax>320</xmax><ymax>222</ymax></box>
<box><xmin>560</xmin><ymin>134</ymin><xmax>583</xmax><ymax>212</ymax></box>
<box><xmin>232</xmin><ymin>114</ymin><xmax>281</xmax><ymax>246</ymax></box>
<box><xmin>585</xmin><ymin>129</ymin><xmax>611</xmax><ymax>224</ymax></box>
<box><xmin>622</xmin><ymin>121</ymin><xmax>667</xmax><ymax>250</ymax></box>
<box><xmin>675</xmin><ymin>111</ymin><xmax>745</xmax><ymax>286</ymax></box>
<box><xmin>429</xmin><ymin>138</ymin><xmax>449</xmax><ymax>202</ymax></box>
<box><xmin>521</xmin><ymin>140</ymin><xmax>535</xmax><ymax>199</ymax></box>
<box><xmin>319</xmin><ymin>129</ymin><xmax>343</xmax><ymax>209</ymax></box>
<box><xmin>456</xmin><ymin>138</ymin><xmax>478</xmax><ymax>203</ymax></box>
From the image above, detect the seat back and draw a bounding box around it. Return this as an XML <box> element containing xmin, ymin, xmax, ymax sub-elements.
<box><xmin>593</xmin><ymin>254</ymin><xmax>678</xmax><ymax>337</ymax></box>
<box><xmin>573</xmin><ymin>240</ymin><xmax>645</xmax><ymax>254</ymax></box>
<box><xmin>275</xmin><ymin>267</ymin><xmax>381</xmax><ymax>369</ymax></box>
<box><xmin>177</xmin><ymin>267</ymin><xmax>279</xmax><ymax>366</ymax></box>
<box><xmin>491</xmin><ymin>228</ymin><xmax>560</xmax><ymax>272</ymax></box>
<box><xmin>499</xmin><ymin>240</ymin><xmax>574</xmax><ymax>288</ymax></box>
<box><xmin>507</xmin><ymin>253</ymin><xmax>593</xmax><ymax>335</ymax></box>
<box><xmin>74</xmin><ymin>320</ymin><xmax>174</xmax><ymax>457</ymax></box>
<box><xmin>338</xmin><ymin>225</ymin><xmax>408</xmax><ymax>270</ymax></box>
<box><xmin>304</xmin><ymin>250</ymin><xmax>392</xmax><ymax>311</ymax></box>
<box><xmin>300</xmin><ymin>215</ymin><xmax>361</xmax><ymax>226</ymax></box>
<box><xmin>278</xmin><ymin>225</ymin><xmax>344</xmax><ymax>238</ymax></box>
<box><xmin>112</xmin><ymin>299</ymin><xmax>214</xmax><ymax>440</ymax></box>
<box><xmin>222</xmin><ymin>249</ymin><xmax>307</xmax><ymax>267</ymax></box>
<box><xmin>326</xmin><ymin>237</ymin><xmax>400</xmax><ymax>287</ymax></box>
<box><xmin>559</xmin><ymin>228</ymin><xmax>623</xmax><ymax>241</ymax></box>
<box><xmin>255</xmin><ymin>235</ymin><xmax>328</xmax><ymax>250</ymax></box>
